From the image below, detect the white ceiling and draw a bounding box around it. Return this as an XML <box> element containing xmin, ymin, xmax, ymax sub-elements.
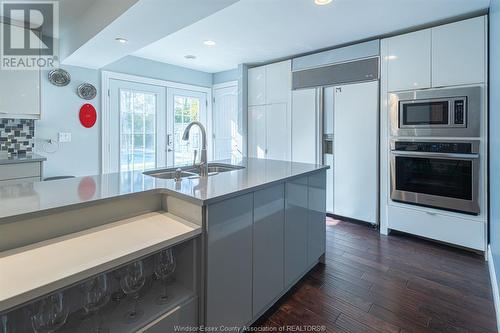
<box><xmin>58</xmin><ymin>0</ymin><xmax>98</xmax><ymax>36</ymax></box>
<box><xmin>0</xmin><ymin>0</ymin><xmax>97</xmax><ymax>36</ymax></box>
<box><xmin>133</xmin><ymin>0</ymin><xmax>490</xmax><ymax>73</ymax></box>
<box><xmin>62</xmin><ymin>0</ymin><xmax>239</xmax><ymax>69</ymax></box>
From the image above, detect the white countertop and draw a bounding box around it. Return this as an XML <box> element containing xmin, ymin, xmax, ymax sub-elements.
<box><xmin>0</xmin><ymin>211</ymin><xmax>201</xmax><ymax>312</ymax></box>
<box><xmin>0</xmin><ymin>158</ymin><xmax>327</xmax><ymax>221</ymax></box>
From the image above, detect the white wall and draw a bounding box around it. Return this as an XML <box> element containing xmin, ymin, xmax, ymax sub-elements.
<box><xmin>36</xmin><ymin>57</ymin><xmax>215</xmax><ymax>178</ymax></box>
<box><xmin>213</xmin><ymin>68</ymin><xmax>238</xmax><ymax>85</ymax></box>
<box><xmin>36</xmin><ymin>65</ymin><xmax>101</xmax><ymax>178</ymax></box>
<box><xmin>103</xmin><ymin>56</ymin><xmax>213</xmax><ymax>87</ymax></box>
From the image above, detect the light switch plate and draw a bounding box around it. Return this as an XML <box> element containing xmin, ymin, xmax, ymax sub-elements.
<box><xmin>58</xmin><ymin>132</ymin><xmax>71</xmax><ymax>143</ymax></box>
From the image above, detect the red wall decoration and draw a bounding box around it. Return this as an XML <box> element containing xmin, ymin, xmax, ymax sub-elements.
<box><xmin>79</xmin><ymin>103</ymin><xmax>97</xmax><ymax>128</ymax></box>
<box><xmin>78</xmin><ymin>176</ymin><xmax>97</xmax><ymax>201</ymax></box>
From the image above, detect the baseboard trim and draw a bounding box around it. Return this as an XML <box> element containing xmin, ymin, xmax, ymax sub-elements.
<box><xmin>329</xmin><ymin>214</ymin><xmax>378</xmax><ymax>228</ymax></box>
<box><xmin>488</xmin><ymin>245</ymin><xmax>500</xmax><ymax>333</ymax></box>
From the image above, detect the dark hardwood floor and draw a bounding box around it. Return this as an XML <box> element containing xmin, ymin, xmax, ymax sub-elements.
<box><xmin>253</xmin><ymin>217</ymin><xmax>497</xmax><ymax>333</ymax></box>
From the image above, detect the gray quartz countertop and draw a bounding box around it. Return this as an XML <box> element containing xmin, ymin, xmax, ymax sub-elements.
<box><xmin>0</xmin><ymin>158</ymin><xmax>328</xmax><ymax>221</ymax></box>
<box><xmin>0</xmin><ymin>153</ymin><xmax>46</xmax><ymax>165</ymax></box>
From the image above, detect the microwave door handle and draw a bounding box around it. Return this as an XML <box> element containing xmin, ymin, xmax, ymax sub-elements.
<box><xmin>391</xmin><ymin>151</ymin><xmax>479</xmax><ymax>159</ymax></box>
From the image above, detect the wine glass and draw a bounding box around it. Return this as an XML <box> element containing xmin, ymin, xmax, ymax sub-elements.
<box><xmin>80</xmin><ymin>274</ymin><xmax>110</xmax><ymax>333</ymax></box>
<box><xmin>154</xmin><ymin>248</ymin><xmax>176</xmax><ymax>304</ymax></box>
<box><xmin>30</xmin><ymin>292</ymin><xmax>68</xmax><ymax>333</ymax></box>
<box><xmin>111</xmin><ymin>268</ymin><xmax>126</xmax><ymax>302</ymax></box>
<box><xmin>120</xmin><ymin>261</ymin><xmax>146</xmax><ymax>323</ymax></box>
<box><xmin>1</xmin><ymin>313</ymin><xmax>14</xmax><ymax>333</ymax></box>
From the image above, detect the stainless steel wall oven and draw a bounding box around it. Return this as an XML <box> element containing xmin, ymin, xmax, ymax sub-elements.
<box><xmin>390</xmin><ymin>140</ymin><xmax>480</xmax><ymax>215</ymax></box>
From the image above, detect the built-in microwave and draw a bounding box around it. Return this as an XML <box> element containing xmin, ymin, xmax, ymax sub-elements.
<box><xmin>390</xmin><ymin>86</ymin><xmax>481</xmax><ymax>137</ymax></box>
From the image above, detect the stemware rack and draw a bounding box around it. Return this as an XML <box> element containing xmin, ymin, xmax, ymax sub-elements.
<box><xmin>0</xmin><ymin>211</ymin><xmax>201</xmax><ymax>333</ymax></box>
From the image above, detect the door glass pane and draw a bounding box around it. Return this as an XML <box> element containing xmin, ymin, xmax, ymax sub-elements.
<box><xmin>395</xmin><ymin>156</ymin><xmax>472</xmax><ymax>200</ymax></box>
<box><xmin>120</xmin><ymin>90</ymin><xmax>157</xmax><ymax>171</ymax></box>
<box><xmin>174</xmin><ymin>95</ymin><xmax>201</xmax><ymax>165</ymax></box>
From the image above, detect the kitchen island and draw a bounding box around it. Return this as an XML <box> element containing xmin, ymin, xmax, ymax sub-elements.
<box><xmin>0</xmin><ymin>158</ymin><xmax>327</xmax><ymax>332</ymax></box>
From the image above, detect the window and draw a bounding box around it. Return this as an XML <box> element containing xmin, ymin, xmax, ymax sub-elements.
<box><xmin>119</xmin><ymin>90</ymin><xmax>157</xmax><ymax>171</ymax></box>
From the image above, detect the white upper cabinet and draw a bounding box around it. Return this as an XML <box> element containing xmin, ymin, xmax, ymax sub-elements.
<box><xmin>382</xmin><ymin>16</ymin><xmax>487</xmax><ymax>92</ymax></box>
<box><xmin>266</xmin><ymin>60</ymin><xmax>291</xmax><ymax>104</ymax></box>
<box><xmin>248</xmin><ymin>60</ymin><xmax>291</xmax><ymax>106</ymax></box>
<box><xmin>0</xmin><ymin>24</ymin><xmax>41</xmax><ymax>119</ymax></box>
<box><xmin>431</xmin><ymin>16</ymin><xmax>486</xmax><ymax>87</ymax></box>
<box><xmin>248</xmin><ymin>66</ymin><xmax>266</xmax><ymax>106</ymax></box>
<box><xmin>247</xmin><ymin>60</ymin><xmax>291</xmax><ymax>161</ymax></box>
<box><xmin>385</xmin><ymin>30</ymin><xmax>431</xmax><ymax>92</ymax></box>
<box><xmin>0</xmin><ymin>69</ymin><xmax>41</xmax><ymax>118</ymax></box>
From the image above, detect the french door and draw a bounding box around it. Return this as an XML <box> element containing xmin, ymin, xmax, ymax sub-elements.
<box><xmin>106</xmin><ymin>77</ymin><xmax>209</xmax><ymax>173</ymax></box>
<box><xmin>167</xmin><ymin>88</ymin><xmax>207</xmax><ymax>167</ymax></box>
<box><xmin>109</xmin><ymin>79</ymin><xmax>166</xmax><ymax>173</ymax></box>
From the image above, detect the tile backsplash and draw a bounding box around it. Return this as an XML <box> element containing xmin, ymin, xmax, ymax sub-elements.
<box><xmin>0</xmin><ymin>119</ymin><xmax>35</xmax><ymax>155</ymax></box>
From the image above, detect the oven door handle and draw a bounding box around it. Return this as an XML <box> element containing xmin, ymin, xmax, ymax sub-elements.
<box><xmin>390</xmin><ymin>151</ymin><xmax>479</xmax><ymax>159</ymax></box>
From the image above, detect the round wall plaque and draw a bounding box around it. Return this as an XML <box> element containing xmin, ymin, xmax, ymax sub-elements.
<box><xmin>48</xmin><ymin>68</ymin><xmax>71</xmax><ymax>86</ymax></box>
<box><xmin>77</xmin><ymin>83</ymin><xmax>97</xmax><ymax>100</ymax></box>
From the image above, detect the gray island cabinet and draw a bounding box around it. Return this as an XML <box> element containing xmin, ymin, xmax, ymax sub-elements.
<box><xmin>0</xmin><ymin>158</ymin><xmax>327</xmax><ymax>332</ymax></box>
<box><xmin>205</xmin><ymin>171</ymin><xmax>326</xmax><ymax>328</ymax></box>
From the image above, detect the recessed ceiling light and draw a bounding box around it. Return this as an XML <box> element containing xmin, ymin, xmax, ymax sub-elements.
<box><xmin>314</xmin><ymin>0</ymin><xmax>332</xmax><ymax>5</ymax></box>
<box><xmin>185</xmin><ymin>55</ymin><xmax>197</xmax><ymax>60</ymax></box>
<box><xmin>204</xmin><ymin>40</ymin><xmax>216</xmax><ymax>46</ymax></box>
<box><xmin>115</xmin><ymin>37</ymin><xmax>128</xmax><ymax>44</ymax></box>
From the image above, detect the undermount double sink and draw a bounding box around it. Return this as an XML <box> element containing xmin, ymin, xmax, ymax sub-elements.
<box><xmin>144</xmin><ymin>163</ymin><xmax>245</xmax><ymax>180</ymax></box>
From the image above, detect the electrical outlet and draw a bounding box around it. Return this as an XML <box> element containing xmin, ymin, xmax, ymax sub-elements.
<box><xmin>58</xmin><ymin>132</ymin><xmax>72</xmax><ymax>143</ymax></box>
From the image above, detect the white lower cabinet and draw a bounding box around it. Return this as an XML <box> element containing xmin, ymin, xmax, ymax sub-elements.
<box><xmin>308</xmin><ymin>172</ymin><xmax>327</xmax><ymax>265</ymax></box>
<box><xmin>284</xmin><ymin>176</ymin><xmax>309</xmax><ymax>287</ymax></box>
<box><xmin>253</xmin><ymin>184</ymin><xmax>284</xmax><ymax>316</ymax></box>
<box><xmin>206</xmin><ymin>194</ymin><xmax>253</xmax><ymax>327</ymax></box>
<box><xmin>0</xmin><ymin>162</ymin><xmax>42</xmax><ymax>181</ymax></box>
<box><xmin>388</xmin><ymin>204</ymin><xmax>485</xmax><ymax>251</ymax></box>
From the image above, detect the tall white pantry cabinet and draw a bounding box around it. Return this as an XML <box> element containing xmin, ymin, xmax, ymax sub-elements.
<box><xmin>380</xmin><ymin>15</ymin><xmax>488</xmax><ymax>251</ymax></box>
<box><xmin>248</xmin><ymin>60</ymin><xmax>292</xmax><ymax>161</ymax></box>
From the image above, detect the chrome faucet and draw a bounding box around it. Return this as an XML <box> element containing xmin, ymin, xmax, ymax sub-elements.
<box><xmin>182</xmin><ymin>121</ymin><xmax>208</xmax><ymax>177</ymax></box>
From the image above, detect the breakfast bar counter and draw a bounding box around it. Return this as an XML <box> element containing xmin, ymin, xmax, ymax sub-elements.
<box><xmin>0</xmin><ymin>158</ymin><xmax>327</xmax><ymax>332</ymax></box>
